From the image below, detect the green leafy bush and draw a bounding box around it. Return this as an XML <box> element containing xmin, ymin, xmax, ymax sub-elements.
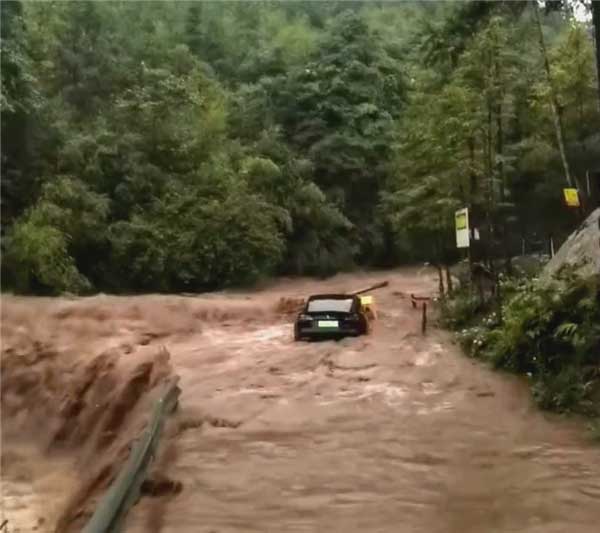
<box><xmin>5</xmin><ymin>218</ymin><xmax>91</xmax><ymax>294</ymax></box>
<box><xmin>532</xmin><ymin>367</ymin><xmax>587</xmax><ymax>412</ymax></box>
<box><xmin>3</xmin><ymin>176</ymin><xmax>108</xmax><ymax>293</ymax></box>
<box><xmin>440</xmin><ymin>289</ymin><xmax>485</xmax><ymax>330</ymax></box>
<box><xmin>109</xmin><ymin>184</ymin><xmax>285</xmax><ymax>292</ymax></box>
<box><xmin>444</xmin><ymin>271</ymin><xmax>600</xmax><ymax>414</ymax></box>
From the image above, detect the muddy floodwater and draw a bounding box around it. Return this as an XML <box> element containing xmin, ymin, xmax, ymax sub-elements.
<box><xmin>2</xmin><ymin>268</ymin><xmax>600</xmax><ymax>533</ymax></box>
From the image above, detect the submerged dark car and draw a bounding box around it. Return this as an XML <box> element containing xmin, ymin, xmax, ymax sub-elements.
<box><xmin>294</xmin><ymin>294</ymin><xmax>369</xmax><ymax>341</ymax></box>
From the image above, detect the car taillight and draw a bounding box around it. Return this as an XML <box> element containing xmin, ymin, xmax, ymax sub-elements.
<box><xmin>346</xmin><ymin>314</ymin><xmax>360</xmax><ymax>322</ymax></box>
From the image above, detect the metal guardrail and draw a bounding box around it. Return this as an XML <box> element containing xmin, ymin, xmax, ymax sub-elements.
<box><xmin>82</xmin><ymin>377</ymin><xmax>181</xmax><ymax>533</ymax></box>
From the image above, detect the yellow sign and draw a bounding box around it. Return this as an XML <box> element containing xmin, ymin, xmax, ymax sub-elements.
<box><xmin>360</xmin><ymin>295</ymin><xmax>377</xmax><ymax>322</ymax></box>
<box><xmin>563</xmin><ymin>188</ymin><xmax>580</xmax><ymax>207</ymax></box>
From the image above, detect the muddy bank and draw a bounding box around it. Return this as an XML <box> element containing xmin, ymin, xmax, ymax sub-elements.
<box><xmin>1</xmin><ymin>303</ymin><xmax>177</xmax><ymax>532</ymax></box>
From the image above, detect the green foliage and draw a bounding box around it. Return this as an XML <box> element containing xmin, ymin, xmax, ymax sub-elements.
<box><xmin>388</xmin><ymin>3</ymin><xmax>599</xmax><ymax>262</ymax></box>
<box><xmin>1</xmin><ymin>1</ymin><xmax>598</xmax><ymax>294</ymax></box>
<box><xmin>110</xmin><ymin>183</ymin><xmax>285</xmax><ymax>291</ymax></box>
<box><xmin>236</xmin><ymin>128</ymin><xmax>356</xmax><ymax>276</ymax></box>
<box><xmin>532</xmin><ymin>22</ymin><xmax>600</xmax><ymax>142</ymax></box>
<box><xmin>266</xmin><ymin>11</ymin><xmax>319</xmax><ymax>67</ymax></box>
<box><xmin>5</xmin><ymin>219</ymin><xmax>90</xmax><ymax>294</ymax></box>
<box><xmin>532</xmin><ymin>367</ymin><xmax>587</xmax><ymax>412</ymax></box>
<box><xmin>266</xmin><ymin>10</ymin><xmax>406</xmax><ymax>259</ymax></box>
<box><xmin>32</xmin><ymin>177</ymin><xmax>110</xmax><ymax>244</ymax></box>
<box><xmin>3</xmin><ymin>177</ymin><xmax>108</xmax><ymax>293</ymax></box>
<box><xmin>440</xmin><ymin>289</ymin><xmax>486</xmax><ymax>331</ymax></box>
<box><xmin>1</xmin><ymin>0</ymin><xmax>33</xmax><ymax>114</ymax></box>
<box><xmin>1</xmin><ymin>0</ymin><xmax>41</xmax><ymax>225</ymax></box>
<box><xmin>283</xmin><ymin>181</ymin><xmax>355</xmax><ymax>275</ymax></box>
<box><xmin>446</xmin><ymin>272</ymin><xmax>600</xmax><ymax>414</ymax></box>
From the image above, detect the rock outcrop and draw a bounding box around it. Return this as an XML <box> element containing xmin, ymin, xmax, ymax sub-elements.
<box><xmin>543</xmin><ymin>208</ymin><xmax>600</xmax><ymax>279</ymax></box>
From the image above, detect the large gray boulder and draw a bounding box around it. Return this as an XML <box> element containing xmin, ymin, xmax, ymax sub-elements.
<box><xmin>542</xmin><ymin>208</ymin><xmax>600</xmax><ymax>279</ymax></box>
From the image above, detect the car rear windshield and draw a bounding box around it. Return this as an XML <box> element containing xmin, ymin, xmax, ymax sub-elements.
<box><xmin>307</xmin><ymin>298</ymin><xmax>353</xmax><ymax>313</ymax></box>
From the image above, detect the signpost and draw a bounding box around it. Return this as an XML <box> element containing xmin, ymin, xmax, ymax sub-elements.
<box><xmin>455</xmin><ymin>207</ymin><xmax>470</xmax><ymax>248</ymax></box>
<box><xmin>563</xmin><ymin>188</ymin><xmax>580</xmax><ymax>208</ymax></box>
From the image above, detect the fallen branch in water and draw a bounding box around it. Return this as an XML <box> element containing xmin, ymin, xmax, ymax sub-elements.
<box><xmin>349</xmin><ymin>281</ymin><xmax>389</xmax><ymax>296</ymax></box>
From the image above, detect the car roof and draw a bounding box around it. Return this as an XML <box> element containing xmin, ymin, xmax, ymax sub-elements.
<box><xmin>307</xmin><ymin>293</ymin><xmax>356</xmax><ymax>300</ymax></box>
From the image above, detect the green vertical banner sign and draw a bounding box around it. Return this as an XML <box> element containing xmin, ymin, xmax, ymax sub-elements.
<box><xmin>455</xmin><ymin>207</ymin><xmax>470</xmax><ymax>248</ymax></box>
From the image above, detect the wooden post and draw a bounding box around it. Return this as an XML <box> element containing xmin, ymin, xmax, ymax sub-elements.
<box><xmin>445</xmin><ymin>266</ymin><xmax>453</xmax><ymax>294</ymax></box>
<box><xmin>421</xmin><ymin>303</ymin><xmax>427</xmax><ymax>335</ymax></box>
<box><xmin>437</xmin><ymin>264</ymin><xmax>445</xmax><ymax>298</ymax></box>
<box><xmin>477</xmin><ymin>277</ymin><xmax>485</xmax><ymax>306</ymax></box>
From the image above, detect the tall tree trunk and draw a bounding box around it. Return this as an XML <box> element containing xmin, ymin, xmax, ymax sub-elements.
<box><xmin>494</xmin><ymin>57</ymin><xmax>512</xmax><ymax>273</ymax></box>
<box><xmin>486</xmin><ymin>55</ymin><xmax>495</xmax><ymax>270</ymax></box>
<box><xmin>468</xmin><ymin>137</ymin><xmax>477</xmax><ymax>198</ymax></box>
<box><xmin>495</xmin><ymin>67</ymin><xmax>504</xmax><ymax>202</ymax></box>
<box><xmin>466</xmin><ymin>136</ymin><xmax>477</xmax><ymax>277</ymax></box>
<box><xmin>592</xmin><ymin>1</ymin><xmax>600</xmax><ymax>111</ymax></box>
<box><xmin>532</xmin><ymin>1</ymin><xmax>574</xmax><ymax>187</ymax></box>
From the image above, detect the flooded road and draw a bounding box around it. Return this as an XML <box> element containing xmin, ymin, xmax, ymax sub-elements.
<box><xmin>123</xmin><ymin>270</ymin><xmax>600</xmax><ymax>533</ymax></box>
<box><xmin>2</xmin><ymin>268</ymin><xmax>600</xmax><ymax>532</ymax></box>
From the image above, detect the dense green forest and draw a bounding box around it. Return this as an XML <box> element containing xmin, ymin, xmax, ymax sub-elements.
<box><xmin>1</xmin><ymin>0</ymin><xmax>599</xmax><ymax>294</ymax></box>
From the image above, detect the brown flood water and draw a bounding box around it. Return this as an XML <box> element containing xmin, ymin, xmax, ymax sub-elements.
<box><xmin>127</xmin><ymin>269</ymin><xmax>600</xmax><ymax>533</ymax></box>
<box><xmin>2</xmin><ymin>268</ymin><xmax>600</xmax><ymax>532</ymax></box>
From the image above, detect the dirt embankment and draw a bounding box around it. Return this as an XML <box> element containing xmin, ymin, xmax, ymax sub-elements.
<box><xmin>1</xmin><ymin>293</ymin><xmax>286</xmax><ymax>532</ymax></box>
<box><xmin>1</xmin><ymin>299</ymin><xmax>181</xmax><ymax>532</ymax></box>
